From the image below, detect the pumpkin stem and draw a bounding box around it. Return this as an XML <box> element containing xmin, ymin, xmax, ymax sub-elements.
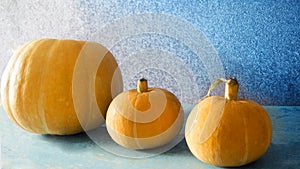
<box><xmin>205</xmin><ymin>78</ymin><xmax>227</xmax><ymax>97</ymax></box>
<box><xmin>137</xmin><ymin>78</ymin><xmax>148</xmax><ymax>93</ymax></box>
<box><xmin>204</xmin><ymin>77</ymin><xmax>239</xmax><ymax>101</ymax></box>
<box><xmin>225</xmin><ymin>77</ymin><xmax>239</xmax><ymax>100</ymax></box>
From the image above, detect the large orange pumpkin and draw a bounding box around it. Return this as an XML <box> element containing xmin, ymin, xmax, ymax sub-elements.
<box><xmin>1</xmin><ymin>38</ymin><xmax>123</xmax><ymax>135</ymax></box>
<box><xmin>106</xmin><ymin>78</ymin><xmax>184</xmax><ymax>149</ymax></box>
<box><xmin>185</xmin><ymin>78</ymin><xmax>272</xmax><ymax>167</ymax></box>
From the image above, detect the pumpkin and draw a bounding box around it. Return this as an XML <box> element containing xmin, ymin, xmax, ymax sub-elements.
<box><xmin>185</xmin><ymin>77</ymin><xmax>272</xmax><ymax>167</ymax></box>
<box><xmin>0</xmin><ymin>38</ymin><xmax>123</xmax><ymax>135</ymax></box>
<box><xmin>106</xmin><ymin>78</ymin><xmax>184</xmax><ymax>149</ymax></box>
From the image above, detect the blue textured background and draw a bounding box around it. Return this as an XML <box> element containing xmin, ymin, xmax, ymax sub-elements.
<box><xmin>0</xmin><ymin>0</ymin><xmax>299</xmax><ymax>105</ymax></box>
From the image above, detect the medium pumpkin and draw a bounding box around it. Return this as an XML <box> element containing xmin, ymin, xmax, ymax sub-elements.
<box><xmin>106</xmin><ymin>78</ymin><xmax>184</xmax><ymax>149</ymax></box>
<box><xmin>185</xmin><ymin>78</ymin><xmax>272</xmax><ymax>167</ymax></box>
<box><xmin>1</xmin><ymin>38</ymin><xmax>123</xmax><ymax>135</ymax></box>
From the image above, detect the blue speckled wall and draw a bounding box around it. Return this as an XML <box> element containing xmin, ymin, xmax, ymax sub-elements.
<box><xmin>0</xmin><ymin>0</ymin><xmax>299</xmax><ymax>105</ymax></box>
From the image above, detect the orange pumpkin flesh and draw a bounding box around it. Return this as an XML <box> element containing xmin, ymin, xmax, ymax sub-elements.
<box><xmin>106</xmin><ymin>78</ymin><xmax>184</xmax><ymax>149</ymax></box>
<box><xmin>185</xmin><ymin>78</ymin><xmax>272</xmax><ymax>167</ymax></box>
<box><xmin>1</xmin><ymin>39</ymin><xmax>123</xmax><ymax>135</ymax></box>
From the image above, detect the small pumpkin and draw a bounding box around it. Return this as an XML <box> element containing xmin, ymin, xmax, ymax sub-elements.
<box><xmin>1</xmin><ymin>38</ymin><xmax>123</xmax><ymax>135</ymax></box>
<box><xmin>185</xmin><ymin>77</ymin><xmax>272</xmax><ymax>167</ymax></box>
<box><xmin>106</xmin><ymin>78</ymin><xmax>184</xmax><ymax>149</ymax></box>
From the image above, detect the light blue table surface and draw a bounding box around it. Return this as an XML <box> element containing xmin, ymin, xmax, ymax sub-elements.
<box><xmin>1</xmin><ymin>105</ymin><xmax>299</xmax><ymax>169</ymax></box>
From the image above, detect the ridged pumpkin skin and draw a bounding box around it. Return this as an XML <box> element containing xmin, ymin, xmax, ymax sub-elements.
<box><xmin>185</xmin><ymin>78</ymin><xmax>272</xmax><ymax>167</ymax></box>
<box><xmin>1</xmin><ymin>39</ymin><xmax>123</xmax><ymax>135</ymax></box>
<box><xmin>106</xmin><ymin>79</ymin><xmax>184</xmax><ymax>149</ymax></box>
